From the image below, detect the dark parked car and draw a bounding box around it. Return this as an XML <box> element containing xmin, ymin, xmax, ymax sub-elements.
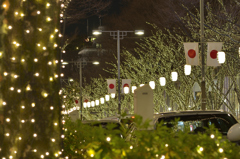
<box><xmin>82</xmin><ymin>119</ymin><xmax>126</xmax><ymax>138</ymax></box>
<box><xmin>154</xmin><ymin>110</ymin><xmax>238</xmax><ymax>135</ymax></box>
<box><xmin>126</xmin><ymin>110</ymin><xmax>240</xmax><ymax>144</ymax></box>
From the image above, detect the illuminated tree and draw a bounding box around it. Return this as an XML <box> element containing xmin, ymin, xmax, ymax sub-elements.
<box><xmin>118</xmin><ymin>0</ymin><xmax>240</xmax><ymax>113</ymax></box>
<box><xmin>0</xmin><ymin>0</ymin><xmax>62</xmax><ymax>158</ymax></box>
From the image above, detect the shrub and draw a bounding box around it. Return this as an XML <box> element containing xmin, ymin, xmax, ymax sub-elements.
<box><xmin>63</xmin><ymin>116</ymin><xmax>240</xmax><ymax>159</ymax></box>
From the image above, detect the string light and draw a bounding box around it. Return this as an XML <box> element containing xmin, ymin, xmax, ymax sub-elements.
<box><xmin>3</xmin><ymin>0</ymin><xmax>62</xmax><ymax>157</ymax></box>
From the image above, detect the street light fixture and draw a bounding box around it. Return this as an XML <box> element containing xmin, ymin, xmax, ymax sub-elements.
<box><xmin>93</xmin><ymin>29</ymin><xmax>144</xmax><ymax>115</ymax></box>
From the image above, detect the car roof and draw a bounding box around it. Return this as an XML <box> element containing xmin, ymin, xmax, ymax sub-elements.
<box><xmin>82</xmin><ymin>119</ymin><xmax>120</xmax><ymax>124</ymax></box>
<box><xmin>153</xmin><ymin>110</ymin><xmax>232</xmax><ymax>119</ymax></box>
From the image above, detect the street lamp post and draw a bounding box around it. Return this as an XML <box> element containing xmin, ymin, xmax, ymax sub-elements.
<box><xmin>200</xmin><ymin>0</ymin><xmax>206</xmax><ymax>110</ymax></box>
<box><xmin>92</xmin><ymin>30</ymin><xmax>144</xmax><ymax>115</ymax></box>
<box><xmin>62</xmin><ymin>59</ymin><xmax>99</xmax><ymax>120</ymax></box>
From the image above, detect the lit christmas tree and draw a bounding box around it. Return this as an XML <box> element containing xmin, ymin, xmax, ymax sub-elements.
<box><xmin>0</xmin><ymin>0</ymin><xmax>62</xmax><ymax>158</ymax></box>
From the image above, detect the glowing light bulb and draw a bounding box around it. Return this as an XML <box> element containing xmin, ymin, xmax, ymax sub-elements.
<box><xmin>3</xmin><ymin>72</ymin><xmax>8</xmax><ymax>76</ymax></box>
<box><xmin>43</xmin><ymin>46</ymin><xmax>46</xmax><ymax>50</ymax></box>
<box><xmin>33</xmin><ymin>133</ymin><xmax>37</xmax><ymax>137</ymax></box>
<box><xmin>17</xmin><ymin>89</ymin><xmax>21</xmax><ymax>93</ymax></box>
<box><xmin>34</xmin><ymin>58</ymin><xmax>38</xmax><ymax>62</ymax></box>
<box><xmin>8</xmin><ymin>26</ymin><xmax>12</xmax><ymax>29</ymax></box>
<box><xmin>219</xmin><ymin>148</ymin><xmax>223</xmax><ymax>153</ymax></box>
<box><xmin>37</xmin><ymin>11</ymin><xmax>41</xmax><ymax>14</ymax></box>
<box><xmin>31</xmin><ymin>119</ymin><xmax>35</xmax><ymax>123</ymax></box>
<box><xmin>32</xmin><ymin>103</ymin><xmax>35</xmax><ymax>107</ymax></box>
<box><xmin>106</xmin><ymin>137</ymin><xmax>111</xmax><ymax>142</ymax></box>
<box><xmin>26</xmin><ymin>30</ymin><xmax>30</xmax><ymax>33</ymax></box>
<box><xmin>35</xmin><ymin>73</ymin><xmax>39</xmax><ymax>76</ymax></box>
<box><xmin>43</xmin><ymin>93</ymin><xmax>48</xmax><ymax>97</ymax></box>
<box><xmin>26</xmin><ymin>86</ymin><xmax>31</xmax><ymax>91</ymax></box>
<box><xmin>21</xmin><ymin>106</ymin><xmax>25</xmax><ymax>109</ymax></box>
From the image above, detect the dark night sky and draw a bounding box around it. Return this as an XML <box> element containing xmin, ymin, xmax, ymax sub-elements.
<box><xmin>61</xmin><ymin>0</ymin><xmax>200</xmax><ymax>84</ymax></box>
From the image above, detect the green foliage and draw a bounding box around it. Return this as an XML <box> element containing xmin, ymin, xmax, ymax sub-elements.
<box><xmin>63</xmin><ymin>116</ymin><xmax>240</xmax><ymax>159</ymax></box>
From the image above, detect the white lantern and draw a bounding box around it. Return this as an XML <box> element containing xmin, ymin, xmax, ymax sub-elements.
<box><xmin>105</xmin><ymin>95</ymin><xmax>110</xmax><ymax>101</ymax></box>
<box><xmin>149</xmin><ymin>81</ymin><xmax>155</xmax><ymax>89</ymax></box>
<box><xmin>124</xmin><ymin>87</ymin><xmax>129</xmax><ymax>94</ymax></box>
<box><xmin>217</xmin><ymin>51</ymin><xmax>225</xmax><ymax>64</ymax></box>
<box><xmin>83</xmin><ymin>102</ymin><xmax>87</xmax><ymax>108</ymax></box>
<box><xmin>100</xmin><ymin>97</ymin><xmax>104</xmax><ymax>104</ymax></box>
<box><xmin>132</xmin><ymin>86</ymin><xmax>137</xmax><ymax>93</ymax></box>
<box><xmin>91</xmin><ymin>101</ymin><xmax>95</xmax><ymax>107</ymax></box>
<box><xmin>184</xmin><ymin>65</ymin><xmax>191</xmax><ymax>75</ymax></box>
<box><xmin>87</xmin><ymin>102</ymin><xmax>91</xmax><ymax>108</ymax></box>
<box><xmin>171</xmin><ymin>72</ymin><xmax>178</xmax><ymax>81</ymax></box>
<box><xmin>159</xmin><ymin>77</ymin><xmax>166</xmax><ymax>86</ymax></box>
<box><xmin>95</xmin><ymin>100</ymin><xmax>99</xmax><ymax>106</ymax></box>
<box><xmin>111</xmin><ymin>93</ymin><xmax>115</xmax><ymax>98</ymax></box>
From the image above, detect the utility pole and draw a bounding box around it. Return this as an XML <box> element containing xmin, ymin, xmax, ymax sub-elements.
<box><xmin>200</xmin><ymin>0</ymin><xmax>206</xmax><ymax>110</ymax></box>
